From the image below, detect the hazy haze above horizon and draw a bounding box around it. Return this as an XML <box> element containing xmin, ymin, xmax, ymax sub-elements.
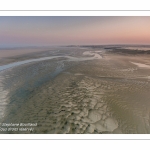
<box><xmin>0</xmin><ymin>16</ymin><xmax>150</xmax><ymax>47</ymax></box>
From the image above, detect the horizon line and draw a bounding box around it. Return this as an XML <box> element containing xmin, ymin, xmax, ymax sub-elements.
<box><xmin>0</xmin><ymin>44</ymin><xmax>150</xmax><ymax>49</ymax></box>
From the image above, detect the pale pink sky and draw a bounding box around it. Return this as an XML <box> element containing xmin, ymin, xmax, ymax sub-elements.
<box><xmin>0</xmin><ymin>16</ymin><xmax>150</xmax><ymax>47</ymax></box>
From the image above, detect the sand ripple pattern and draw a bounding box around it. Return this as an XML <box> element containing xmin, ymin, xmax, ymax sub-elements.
<box><xmin>0</xmin><ymin>73</ymin><xmax>9</xmax><ymax>122</ymax></box>
<box><xmin>1</xmin><ymin>48</ymin><xmax>150</xmax><ymax>134</ymax></box>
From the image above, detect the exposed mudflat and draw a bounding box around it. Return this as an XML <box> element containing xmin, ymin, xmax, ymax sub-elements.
<box><xmin>0</xmin><ymin>46</ymin><xmax>150</xmax><ymax>134</ymax></box>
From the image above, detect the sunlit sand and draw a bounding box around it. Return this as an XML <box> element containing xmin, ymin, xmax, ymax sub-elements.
<box><xmin>130</xmin><ymin>62</ymin><xmax>150</xmax><ymax>69</ymax></box>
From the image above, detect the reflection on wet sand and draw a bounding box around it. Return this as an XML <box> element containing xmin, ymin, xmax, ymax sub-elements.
<box><xmin>0</xmin><ymin>50</ymin><xmax>102</xmax><ymax>72</ymax></box>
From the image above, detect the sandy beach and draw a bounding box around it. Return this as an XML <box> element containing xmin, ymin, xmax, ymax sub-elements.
<box><xmin>0</xmin><ymin>46</ymin><xmax>150</xmax><ymax>134</ymax></box>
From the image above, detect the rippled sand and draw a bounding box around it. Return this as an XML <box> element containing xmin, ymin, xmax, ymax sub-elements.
<box><xmin>0</xmin><ymin>46</ymin><xmax>150</xmax><ymax>134</ymax></box>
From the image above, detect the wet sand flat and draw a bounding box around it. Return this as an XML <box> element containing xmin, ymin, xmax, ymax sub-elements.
<box><xmin>0</xmin><ymin>49</ymin><xmax>45</xmax><ymax>58</ymax></box>
<box><xmin>0</xmin><ymin>47</ymin><xmax>57</xmax><ymax>65</ymax></box>
<box><xmin>0</xmin><ymin>46</ymin><xmax>150</xmax><ymax>134</ymax></box>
